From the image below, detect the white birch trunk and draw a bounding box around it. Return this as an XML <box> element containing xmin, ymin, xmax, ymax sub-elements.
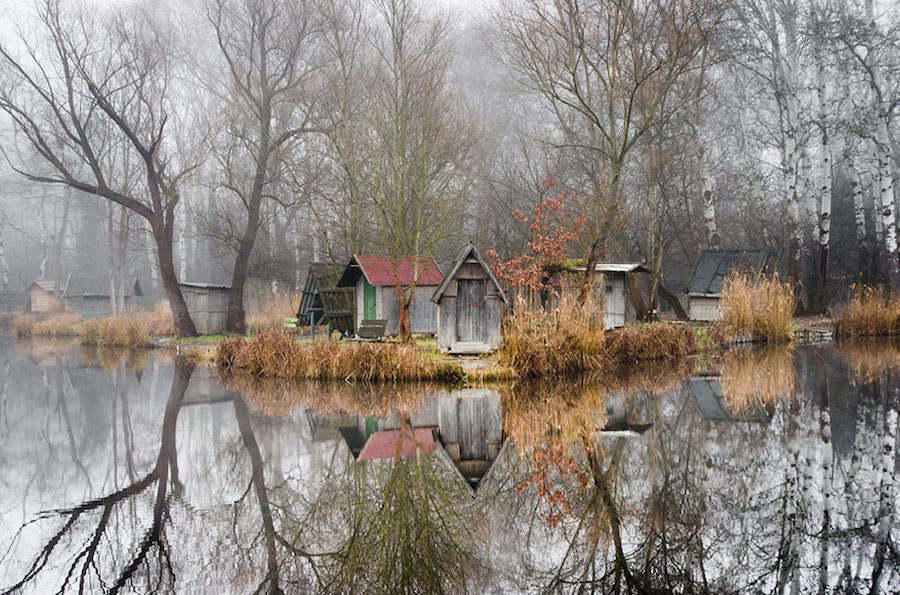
<box><xmin>699</xmin><ymin>148</ymin><xmax>719</xmax><ymax>248</ymax></box>
<box><xmin>815</xmin><ymin>41</ymin><xmax>832</xmax><ymax>262</ymax></box>
<box><xmin>869</xmin><ymin>139</ymin><xmax>883</xmax><ymax>244</ymax></box>
<box><xmin>877</xmin><ymin>124</ymin><xmax>899</xmax><ymax>280</ymax></box>
<box><xmin>850</xmin><ymin>166</ymin><xmax>867</xmax><ymax>244</ymax></box>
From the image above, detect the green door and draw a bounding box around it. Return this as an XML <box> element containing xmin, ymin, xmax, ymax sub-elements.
<box><xmin>363</xmin><ymin>280</ymin><xmax>377</xmax><ymax>320</ymax></box>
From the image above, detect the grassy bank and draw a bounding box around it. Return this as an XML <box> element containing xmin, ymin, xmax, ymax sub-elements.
<box><xmin>217</xmin><ymin>330</ymin><xmax>465</xmax><ymax>382</ymax></box>
<box><xmin>834</xmin><ymin>287</ymin><xmax>900</xmax><ymax>337</ymax></box>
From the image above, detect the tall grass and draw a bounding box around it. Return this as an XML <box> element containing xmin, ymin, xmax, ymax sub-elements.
<box><xmin>217</xmin><ymin>330</ymin><xmax>464</xmax><ymax>382</ymax></box>
<box><xmin>247</xmin><ymin>291</ymin><xmax>301</xmax><ymax>334</ymax></box>
<box><xmin>497</xmin><ymin>292</ymin><xmax>605</xmax><ymax>377</ymax></box>
<box><xmin>497</xmin><ymin>292</ymin><xmax>695</xmax><ymax>377</ymax></box>
<box><xmin>718</xmin><ymin>272</ymin><xmax>795</xmax><ymax>343</ymax></box>
<box><xmin>834</xmin><ymin>286</ymin><xmax>900</xmax><ymax>337</ymax></box>
<box><xmin>78</xmin><ymin>317</ymin><xmax>152</xmax><ymax>347</ymax></box>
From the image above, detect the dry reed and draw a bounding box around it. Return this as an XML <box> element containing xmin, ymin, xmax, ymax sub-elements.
<box><xmin>247</xmin><ymin>291</ymin><xmax>301</xmax><ymax>334</ymax></box>
<box><xmin>718</xmin><ymin>272</ymin><xmax>795</xmax><ymax>343</ymax></box>
<box><xmin>79</xmin><ymin>317</ymin><xmax>153</xmax><ymax>348</ymax></box>
<box><xmin>834</xmin><ymin>286</ymin><xmax>900</xmax><ymax>337</ymax></box>
<box><xmin>217</xmin><ymin>330</ymin><xmax>464</xmax><ymax>382</ymax></box>
<box><xmin>498</xmin><ymin>292</ymin><xmax>696</xmax><ymax>377</ymax></box>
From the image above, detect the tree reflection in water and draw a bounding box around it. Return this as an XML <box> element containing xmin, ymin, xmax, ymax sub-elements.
<box><xmin>0</xmin><ymin>341</ymin><xmax>898</xmax><ymax>593</ymax></box>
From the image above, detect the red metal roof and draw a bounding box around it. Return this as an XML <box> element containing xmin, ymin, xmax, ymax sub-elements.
<box><xmin>354</xmin><ymin>255</ymin><xmax>443</xmax><ymax>287</ymax></box>
<box><xmin>357</xmin><ymin>428</ymin><xmax>438</xmax><ymax>461</ymax></box>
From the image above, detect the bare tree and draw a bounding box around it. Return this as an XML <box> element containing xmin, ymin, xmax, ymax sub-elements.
<box><xmin>500</xmin><ymin>0</ymin><xmax>716</xmax><ymax>301</ymax></box>
<box><xmin>205</xmin><ymin>0</ymin><xmax>324</xmax><ymax>333</ymax></box>
<box><xmin>0</xmin><ymin>0</ymin><xmax>201</xmax><ymax>334</ymax></box>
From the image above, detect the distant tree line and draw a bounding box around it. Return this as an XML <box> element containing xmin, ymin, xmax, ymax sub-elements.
<box><xmin>1</xmin><ymin>0</ymin><xmax>899</xmax><ymax>333</ymax></box>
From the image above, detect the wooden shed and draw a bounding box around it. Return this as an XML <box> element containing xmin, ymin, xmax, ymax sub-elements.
<box><xmin>26</xmin><ymin>280</ymin><xmax>62</xmax><ymax>314</ymax></box>
<box><xmin>63</xmin><ymin>275</ymin><xmax>142</xmax><ymax>314</ymax></box>
<box><xmin>336</xmin><ymin>254</ymin><xmax>442</xmax><ymax>336</ymax></box>
<box><xmin>431</xmin><ymin>243</ymin><xmax>507</xmax><ymax>354</ymax></box>
<box><xmin>297</xmin><ymin>262</ymin><xmax>354</xmax><ymax>338</ymax></box>
<box><xmin>178</xmin><ymin>282</ymin><xmax>231</xmax><ymax>334</ymax></box>
<box><xmin>593</xmin><ymin>263</ymin><xmax>650</xmax><ymax>329</ymax></box>
<box><xmin>687</xmin><ymin>250</ymin><xmax>773</xmax><ymax>321</ymax></box>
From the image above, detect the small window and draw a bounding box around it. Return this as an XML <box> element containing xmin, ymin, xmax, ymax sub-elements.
<box><xmin>605</xmin><ymin>284</ymin><xmax>614</xmax><ymax>295</ymax></box>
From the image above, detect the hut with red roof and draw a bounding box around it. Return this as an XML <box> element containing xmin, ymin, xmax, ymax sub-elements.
<box><xmin>336</xmin><ymin>254</ymin><xmax>443</xmax><ymax>336</ymax></box>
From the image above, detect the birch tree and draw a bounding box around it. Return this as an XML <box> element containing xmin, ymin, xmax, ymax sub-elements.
<box><xmin>500</xmin><ymin>0</ymin><xmax>716</xmax><ymax>302</ymax></box>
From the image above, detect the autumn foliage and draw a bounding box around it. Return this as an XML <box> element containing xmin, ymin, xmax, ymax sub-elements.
<box><xmin>487</xmin><ymin>175</ymin><xmax>584</xmax><ymax>290</ymax></box>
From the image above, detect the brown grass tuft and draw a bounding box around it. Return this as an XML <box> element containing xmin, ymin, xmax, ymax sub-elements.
<box><xmin>14</xmin><ymin>315</ymin><xmax>37</xmax><ymax>337</ymax></box>
<box><xmin>79</xmin><ymin>317</ymin><xmax>152</xmax><ymax>348</ymax></box>
<box><xmin>718</xmin><ymin>272</ymin><xmax>795</xmax><ymax>343</ymax></box>
<box><xmin>497</xmin><ymin>292</ymin><xmax>696</xmax><ymax>377</ymax></box>
<box><xmin>217</xmin><ymin>330</ymin><xmax>464</xmax><ymax>382</ymax></box>
<box><xmin>834</xmin><ymin>286</ymin><xmax>900</xmax><ymax>337</ymax></box>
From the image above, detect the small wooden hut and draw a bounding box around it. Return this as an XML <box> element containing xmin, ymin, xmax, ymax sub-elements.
<box><xmin>179</xmin><ymin>282</ymin><xmax>230</xmax><ymax>334</ymax></box>
<box><xmin>593</xmin><ymin>263</ymin><xmax>650</xmax><ymax>329</ymax></box>
<box><xmin>431</xmin><ymin>242</ymin><xmax>507</xmax><ymax>354</ymax></box>
<box><xmin>336</xmin><ymin>254</ymin><xmax>442</xmax><ymax>336</ymax></box>
<box><xmin>297</xmin><ymin>262</ymin><xmax>354</xmax><ymax>338</ymax></box>
<box><xmin>63</xmin><ymin>275</ymin><xmax>142</xmax><ymax>314</ymax></box>
<box><xmin>687</xmin><ymin>249</ymin><xmax>773</xmax><ymax>321</ymax></box>
<box><xmin>26</xmin><ymin>280</ymin><xmax>62</xmax><ymax>314</ymax></box>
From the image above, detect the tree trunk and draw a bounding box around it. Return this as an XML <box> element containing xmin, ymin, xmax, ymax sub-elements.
<box><xmin>700</xmin><ymin>148</ymin><xmax>719</xmax><ymax>249</ymax></box>
<box><xmin>395</xmin><ymin>282</ymin><xmax>413</xmax><ymax>341</ymax></box>
<box><xmin>815</xmin><ymin>48</ymin><xmax>831</xmax><ymax>312</ymax></box>
<box><xmin>151</xmin><ymin>217</ymin><xmax>197</xmax><ymax>337</ymax></box>
<box><xmin>877</xmin><ymin>123</ymin><xmax>900</xmax><ymax>285</ymax></box>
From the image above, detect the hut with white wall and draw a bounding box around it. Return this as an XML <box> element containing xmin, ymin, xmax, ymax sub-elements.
<box><xmin>336</xmin><ymin>255</ymin><xmax>442</xmax><ymax>336</ymax></box>
<box><xmin>431</xmin><ymin>242</ymin><xmax>507</xmax><ymax>354</ymax></box>
<box><xmin>26</xmin><ymin>280</ymin><xmax>62</xmax><ymax>314</ymax></box>
<box><xmin>687</xmin><ymin>250</ymin><xmax>773</xmax><ymax>321</ymax></box>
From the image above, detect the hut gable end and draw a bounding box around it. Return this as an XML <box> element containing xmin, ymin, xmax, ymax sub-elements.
<box><xmin>432</xmin><ymin>242</ymin><xmax>507</xmax><ymax>304</ymax></box>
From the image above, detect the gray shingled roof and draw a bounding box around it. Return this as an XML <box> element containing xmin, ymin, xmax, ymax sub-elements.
<box><xmin>686</xmin><ymin>250</ymin><xmax>772</xmax><ymax>296</ymax></box>
<box><xmin>63</xmin><ymin>275</ymin><xmax>142</xmax><ymax>299</ymax></box>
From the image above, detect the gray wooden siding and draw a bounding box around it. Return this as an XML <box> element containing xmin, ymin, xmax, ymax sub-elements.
<box><xmin>690</xmin><ymin>296</ymin><xmax>721</xmax><ymax>321</ymax></box>
<box><xmin>436</xmin><ymin>263</ymin><xmax>502</xmax><ymax>352</ymax></box>
<box><xmin>182</xmin><ymin>288</ymin><xmax>229</xmax><ymax>334</ymax></box>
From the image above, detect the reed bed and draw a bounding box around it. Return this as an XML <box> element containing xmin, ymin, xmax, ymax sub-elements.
<box><xmin>217</xmin><ymin>330</ymin><xmax>465</xmax><ymax>382</ymax></box>
<box><xmin>79</xmin><ymin>317</ymin><xmax>153</xmax><ymax>348</ymax></box>
<box><xmin>14</xmin><ymin>315</ymin><xmax>37</xmax><ymax>337</ymax></box>
<box><xmin>834</xmin><ymin>286</ymin><xmax>900</xmax><ymax>337</ymax></box>
<box><xmin>498</xmin><ymin>293</ymin><xmax>606</xmax><ymax>377</ymax></box>
<box><xmin>498</xmin><ymin>293</ymin><xmax>695</xmax><ymax>377</ymax></box>
<box><xmin>247</xmin><ymin>291</ymin><xmax>301</xmax><ymax>334</ymax></box>
<box><xmin>719</xmin><ymin>346</ymin><xmax>797</xmax><ymax>414</ymax></box>
<box><xmin>718</xmin><ymin>272</ymin><xmax>795</xmax><ymax>343</ymax></box>
<box><xmin>604</xmin><ymin>323</ymin><xmax>696</xmax><ymax>365</ymax></box>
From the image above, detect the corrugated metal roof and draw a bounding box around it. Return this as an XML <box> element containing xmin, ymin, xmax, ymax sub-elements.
<box><xmin>179</xmin><ymin>282</ymin><xmax>231</xmax><ymax>291</ymax></box>
<box><xmin>686</xmin><ymin>250</ymin><xmax>772</xmax><ymax>296</ymax></box>
<box><xmin>593</xmin><ymin>263</ymin><xmax>651</xmax><ymax>274</ymax></box>
<box><xmin>337</xmin><ymin>255</ymin><xmax>443</xmax><ymax>287</ymax></box>
<box><xmin>64</xmin><ymin>275</ymin><xmax>142</xmax><ymax>298</ymax></box>
<box><xmin>357</xmin><ymin>428</ymin><xmax>438</xmax><ymax>461</ymax></box>
<box><xmin>28</xmin><ymin>280</ymin><xmax>58</xmax><ymax>293</ymax></box>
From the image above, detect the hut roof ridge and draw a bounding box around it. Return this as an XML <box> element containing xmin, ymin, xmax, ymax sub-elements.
<box><xmin>431</xmin><ymin>241</ymin><xmax>508</xmax><ymax>304</ymax></box>
<box><xmin>338</xmin><ymin>254</ymin><xmax>443</xmax><ymax>287</ymax></box>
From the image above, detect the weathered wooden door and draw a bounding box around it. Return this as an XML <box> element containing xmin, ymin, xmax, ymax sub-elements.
<box><xmin>456</xmin><ymin>279</ymin><xmax>485</xmax><ymax>342</ymax></box>
<box><xmin>363</xmin><ymin>280</ymin><xmax>376</xmax><ymax>320</ymax></box>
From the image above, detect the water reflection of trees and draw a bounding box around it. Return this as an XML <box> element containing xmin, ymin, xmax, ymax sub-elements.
<box><xmin>494</xmin><ymin>344</ymin><xmax>900</xmax><ymax>593</ymax></box>
<box><xmin>1</xmin><ymin>359</ymin><xmax>193</xmax><ymax>594</ymax></box>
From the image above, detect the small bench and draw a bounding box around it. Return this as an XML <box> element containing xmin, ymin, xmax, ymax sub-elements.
<box><xmin>283</xmin><ymin>317</ymin><xmax>299</xmax><ymax>331</ymax></box>
<box><xmin>356</xmin><ymin>319</ymin><xmax>387</xmax><ymax>341</ymax></box>
<box><xmin>81</xmin><ymin>311</ymin><xmax>110</xmax><ymax>320</ymax></box>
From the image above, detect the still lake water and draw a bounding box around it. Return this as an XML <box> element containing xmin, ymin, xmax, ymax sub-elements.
<box><xmin>0</xmin><ymin>338</ymin><xmax>898</xmax><ymax>594</ymax></box>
